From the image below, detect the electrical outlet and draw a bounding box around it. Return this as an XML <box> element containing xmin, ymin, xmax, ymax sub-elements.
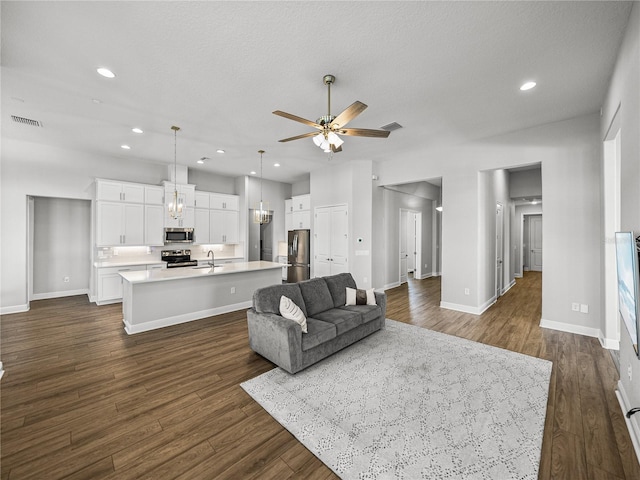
<box><xmin>464</xmin><ymin>288</ymin><xmax>470</xmax><ymax>295</ymax></box>
<box><xmin>580</xmin><ymin>304</ymin><xmax>589</xmax><ymax>314</ymax></box>
<box><xmin>363</xmin><ymin>277</ymin><xmax>367</xmax><ymax>284</ymax></box>
<box><xmin>571</xmin><ymin>303</ymin><xmax>579</xmax><ymax>312</ymax></box>
<box><xmin>628</xmin><ymin>364</ymin><xmax>633</xmax><ymax>381</ymax></box>
<box><xmin>63</xmin><ymin>276</ymin><xmax>70</xmax><ymax>283</ymax></box>
<box><xmin>424</xmin><ymin>263</ymin><xmax>428</xmax><ymax>269</ymax></box>
<box><xmin>230</xmin><ymin>287</ymin><xmax>236</xmax><ymax>294</ymax></box>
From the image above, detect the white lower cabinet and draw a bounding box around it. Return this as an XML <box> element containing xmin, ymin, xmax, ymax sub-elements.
<box><xmin>210</xmin><ymin>209</ymin><xmax>239</xmax><ymax>244</ymax></box>
<box><xmin>96</xmin><ymin>265</ymin><xmax>146</xmax><ymax>304</ymax></box>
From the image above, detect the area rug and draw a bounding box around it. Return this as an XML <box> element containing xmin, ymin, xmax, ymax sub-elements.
<box><xmin>241</xmin><ymin>319</ymin><xmax>552</xmax><ymax>479</ymax></box>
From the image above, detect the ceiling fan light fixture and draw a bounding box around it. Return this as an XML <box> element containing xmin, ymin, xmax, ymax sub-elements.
<box><xmin>328</xmin><ymin>132</ymin><xmax>343</xmax><ymax>147</ymax></box>
<box><xmin>313</xmin><ymin>133</ymin><xmax>324</xmax><ymax>147</ymax></box>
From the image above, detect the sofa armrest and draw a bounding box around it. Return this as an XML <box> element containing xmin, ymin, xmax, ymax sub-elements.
<box><xmin>375</xmin><ymin>291</ymin><xmax>387</xmax><ymax>320</ymax></box>
<box><xmin>246</xmin><ymin>309</ymin><xmax>303</xmax><ymax>373</ymax></box>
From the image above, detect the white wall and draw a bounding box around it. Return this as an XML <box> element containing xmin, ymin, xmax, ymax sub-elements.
<box><xmin>188</xmin><ymin>169</ymin><xmax>237</xmax><ymax>194</ymax></box>
<box><xmin>32</xmin><ymin>197</ymin><xmax>91</xmax><ymax>298</ymax></box>
<box><xmin>246</xmin><ymin>175</ymin><xmax>291</xmax><ymax>262</ymax></box>
<box><xmin>510</xmin><ymin>168</ymin><xmax>542</xmax><ymax>199</ymax></box>
<box><xmin>381</xmin><ymin>188</ymin><xmax>434</xmax><ymax>289</ymax></box>
<box><xmin>513</xmin><ymin>204</ymin><xmax>543</xmax><ymax>276</ymax></box>
<box><xmin>310</xmin><ymin>160</ymin><xmax>375</xmax><ymax>289</ymax></box>
<box><xmin>0</xmin><ymin>139</ymin><xmax>169</xmax><ymax>312</ymax></box>
<box><xmin>291</xmin><ymin>177</ymin><xmax>310</xmax><ymax>196</ymax></box>
<box><xmin>377</xmin><ymin>114</ymin><xmax>602</xmax><ymax>323</ymax></box>
<box><xmin>602</xmin><ymin>4</ymin><xmax>640</xmax><ymax>417</ymax></box>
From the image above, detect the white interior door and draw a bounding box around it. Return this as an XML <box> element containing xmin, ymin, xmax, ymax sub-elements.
<box><xmin>496</xmin><ymin>203</ymin><xmax>504</xmax><ymax>298</ymax></box>
<box><xmin>313</xmin><ymin>207</ymin><xmax>331</xmax><ymax>277</ymax></box>
<box><xmin>530</xmin><ymin>215</ymin><xmax>543</xmax><ymax>271</ymax></box>
<box><xmin>330</xmin><ymin>205</ymin><xmax>348</xmax><ymax>274</ymax></box>
<box><xmin>407</xmin><ymin>213</ymin><xmax>416</xmax><ymax>273</ymax></box>
<box><xmin>400</xmin><ymin>210</ymin><xmax>408</xmax><ymax>284</ymax></box>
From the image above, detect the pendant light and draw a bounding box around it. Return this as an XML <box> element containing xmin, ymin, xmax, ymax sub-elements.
<box><xmin>253</xmin><ymin>150</ymin><xmax>272</xmax><ymax>224</ymax></box>
<box><xmin>168</xmin><ymin>125</ymin><xmax>183</xmax><ymax>219</ymax></box>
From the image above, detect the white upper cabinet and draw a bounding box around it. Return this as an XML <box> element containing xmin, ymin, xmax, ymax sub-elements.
<box><xmin>144</xmin><ymin>185</ymin><xmax>165</xmax><ymax>205</ymax></box>
<box><xmin>293</xmin><ymin>194</ymin><xmax>310</xmax><ymax>212</ymax></box>
<box><xmin>210</xmin><ymin>193</ymin><xmax>239</xmax><ymax>211</ymax></box>
<box><xmin>194</xmin><ymin>191</ymin><xmax>210</xmax><ymax>209</ymax></box>
<box><xmin>96</xmin><ymin>179</ymin><xmax>145</xmax><ymax>203</ymax></box>
<box><xmin>96</xmin><ymin>202</ymin><xmax>144</xmax><ymax>246</ymax></box>
<box><xmin>285</xmin><ymin>199</ymin><xmax>293</xmax><ymax>213</ymax></box>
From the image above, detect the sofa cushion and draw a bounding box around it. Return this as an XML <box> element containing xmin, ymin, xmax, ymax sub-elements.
<box><xmin>324</xmin><ymin>273</ymin><xmax>357</xmax><ymax>308</ymax></box>
<box><xmin>279</xmin><ymin>296</ymin><xmax>307</xmax><ymax>333</ymax></box>
<box><xmin>298</xmin><ymin>278</ymin><xmax>334</xmax><ymax>317</ymax></box>
<box><xmin>340</xmin><ymin>305</ymin><xmax>383</xmax><ymax>324</ymax></box>
<box><xmin>301</xmin><ymin>319</ymin><xmax>337</xmax><ymax>352</ymax></box>
<box><xmin>312</xmin><ymin>308</ymin><xmax>363</xmax><ymax>335</ymax></box>
<box><xmin>253</xmin><ymin>283</ymin><xmax>307</xmax><ymax>317</ymax></box>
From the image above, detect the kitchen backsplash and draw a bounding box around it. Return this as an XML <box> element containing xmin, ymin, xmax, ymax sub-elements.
<box><xmin>96</xmin><ymin>243</ymin><xmax>242</xmax><ymax>263</ymax></box>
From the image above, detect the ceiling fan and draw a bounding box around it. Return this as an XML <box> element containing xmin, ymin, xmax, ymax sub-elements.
<box><xmin>273</xmin><ymin>74</ymin><xmax>390</xmax><ymax>153</ymax></box>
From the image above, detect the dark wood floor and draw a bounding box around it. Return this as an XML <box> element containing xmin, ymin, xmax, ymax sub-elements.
<box><xmin>1</xmin><ymin>272</ymin><xmax>639</xmax><ymax>479</ymax></box>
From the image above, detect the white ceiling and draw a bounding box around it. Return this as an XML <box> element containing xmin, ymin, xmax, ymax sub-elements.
<box><xmin>1</xmin><ymin>1</ymin><xmax>632</xmax><ymax>185</ymax></box>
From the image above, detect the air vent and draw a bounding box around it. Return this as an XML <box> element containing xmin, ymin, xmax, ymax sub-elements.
<box><xmin>380</xmin><ymin>122</ymin><xmax>402</xmax><ymax>132</ymax></box>
<box><xmin>11</xmin><ymin>115</ymin><xmax>42</xmax><ymax>127</ymax></box>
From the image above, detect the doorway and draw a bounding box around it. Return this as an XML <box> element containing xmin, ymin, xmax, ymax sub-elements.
<box><xmin>496</xmin><ymin>203</ymin><xmax>504</xmax><ymax>298</ymax></box>
<box><xmin>399</xmin><ymin>209</ymin><xmax>422</xmax><ymax>283</ymax></box>
<box><xmin>248</xmin><ymin>209</ymin><xmax>274</xmax><ymax>261</ymax></box>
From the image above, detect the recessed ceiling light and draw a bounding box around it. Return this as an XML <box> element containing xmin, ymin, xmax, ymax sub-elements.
<box><xmin>274</xmin><ymin>163</ymin><xmax>280</xmax><ymax>167</ymax></box>
<box><xmin>92</xmin><ymin>98</ymin><xmax>102</xmax><ymax>104</ymax></box>
<box><xmin>216</xmin><ymin>149</ymin><xmax>225</xmax><ymax>154</ymax></box>
<box><xmin>520</xmin><ymin>81</ymin><xmax>536</xmax><ymax>91</ymax></box>
<box><xmin>197</xmin><ymin>159</ymin><xmax>204</xmax><ymax>164</ymax></box>
<box><xmin>132</xmin><ymin>127</ymin><xmax>143</xmax><ymax>134</ymax></box>
<box><xmin>250</xmin><ymin>171</ymin><xmax>257</xmax><ymax>175</ymax></box>
<box><xmin>121</xmin><ymin>144</ymin><xmax>131</xmax><ymax>150</ymax></box>
<box><xmin>97</xmin><ymin>67</ymin><xmax>116</xmax><ymax>78</ymax></box>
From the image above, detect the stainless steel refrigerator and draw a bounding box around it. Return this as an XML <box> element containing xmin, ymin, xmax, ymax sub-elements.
<box><xmin>287</xmin><ymin>229</ymin><xmax>310</xmax><ymax>283</ymax></box>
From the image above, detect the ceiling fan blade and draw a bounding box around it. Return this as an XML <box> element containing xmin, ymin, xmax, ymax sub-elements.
<box><xmin>278</xmin><ymin>131</ymin><xmax>319</xmax><ymax>143</ymax></box>
<box><xmin>331</xmin><ymin>144</ymin><xmax>342</xmax><ymax>153</ymax></box>
<box><xmin>339</xmin><ymin>127</ymin><xmax>390</xmax><ymax>138</ymax></box>
<box><xmin>330</xmin><ymin>101</ymin><xmax>368</xmax><ymax>128</ymax></box>
<box><xmin>273</xmin><ymin>110</ymin><xmax>322</xmax><ymax>129</ymax></box>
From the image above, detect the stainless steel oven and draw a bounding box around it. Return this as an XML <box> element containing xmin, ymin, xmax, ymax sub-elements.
<box><xmin>164</xmin><ymin>227</ymin><xmax>194</xmax><ymax>244</ymax></box>
<box><xmin>161</xmin><ymin>249</ymin><xmax>197</xmax><ymax>268</ymax></box>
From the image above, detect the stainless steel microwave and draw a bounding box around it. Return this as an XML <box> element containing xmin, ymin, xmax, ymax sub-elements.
<box><xmin>164</xmin><ymin>227</ymin><xmax>194</xmax><ymax>244</ymax></box>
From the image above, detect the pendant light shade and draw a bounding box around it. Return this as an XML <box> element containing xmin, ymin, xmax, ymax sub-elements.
<box><xmin>168</xmin><ymin>126</ymin><xmax>183</xmax><ymax>220</ymax></box>
<box><xmin>253</xmin><ymin>150</ymin><xmax>272</xmax><ymax>224</ymax></box>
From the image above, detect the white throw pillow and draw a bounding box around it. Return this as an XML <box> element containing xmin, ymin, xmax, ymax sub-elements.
<box><xmin>345</xmin><ymin>287</ymin><xmax>377</xmax><ymax>306</ymax></box>
<box><xmin>279</xmin><ymin>295</ymin><xmax>307</xmax><ymax>333</ymax></box>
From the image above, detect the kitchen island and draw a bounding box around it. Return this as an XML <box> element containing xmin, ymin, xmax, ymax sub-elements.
<box><xmin>119</xmin><ymin>261</ymin><xmax>283</xmax><ymax>334</ymax></box>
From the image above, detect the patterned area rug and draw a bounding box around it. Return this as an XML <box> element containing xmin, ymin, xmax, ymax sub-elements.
<box><xmin>241</xmin><ymin>319</ymin><xmax>552</xmax><ymax>479</ymax></box>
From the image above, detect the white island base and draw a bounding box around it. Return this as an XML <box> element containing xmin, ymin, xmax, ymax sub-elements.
<box><xmin>120</xmin><ymin>261</ymin><xmax>283</xmax><ymax>334</ymax></box>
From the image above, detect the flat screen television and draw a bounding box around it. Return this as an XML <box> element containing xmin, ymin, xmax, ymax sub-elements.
<box><xmin>614</xmin><ymin>231</ymin><xmax>640</xmax><ymax>357</ymax></box>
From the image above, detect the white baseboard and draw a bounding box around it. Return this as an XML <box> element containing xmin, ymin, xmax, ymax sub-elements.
<box><xmin>32</xmin><ymin>289</ymin><xmax>89</xmax><ymax>300</ymax></box>
<box><xmin>502</xmin><ymin>279</ymin><xmax>516</xmax><ymax>295</ymax></box>
<box><xmin>0</xmin><ymin>361</ymin><xmax>4</xmax><ymax>380</ymax></box>
<box><xmin>616</xmin><ymin>380</ymin><xmax>640</xmax><ymax>466</ymax></box>
<box><xmin>440</xmin><ymin>296</ymin><xmax>496</xmax><ymax>316</ymax></box>
<box><xmin>415</xmin><ymin>272</ymin><xmax>433</xmax><ymax>280</ymax></box>
<box><xmin>599</xmin><ymin>332</ymin><xmax>620</xmax><ymax>350</ymax></box>
<box><xmin>383</xmin><ymin>281</ymin><xmax>401</xmax><ymax>291</ymax></box>
<box><xmin>0</xmin><ymin>304</ymin><xmax>30</xmax><ymax>315</ymax></box>
<box><xmin>539</xmin><ymin>318</ymin><xmax>600</xmax><ymax>338</ymax></box>
<box><xmin>123</xmin><ymin>300</ymin><xmax>253</xmax><ymax>334</ymax></box>
<box><xmin>514</xmin><ymin>273</ymin><xmax>523</xmax><ymax>278</ymax></box>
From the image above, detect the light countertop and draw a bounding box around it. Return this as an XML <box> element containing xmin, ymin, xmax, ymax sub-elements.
<box><xmin>119</xmin><ymin>261</ymin><xmax>283</xmax><ymax>284</ymax></box>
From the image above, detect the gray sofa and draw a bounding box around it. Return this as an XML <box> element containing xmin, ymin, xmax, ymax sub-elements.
<box><xmin>247</xmin><ymin>273</ymin><xmax>386</xmax><ymax>374</ymax></box>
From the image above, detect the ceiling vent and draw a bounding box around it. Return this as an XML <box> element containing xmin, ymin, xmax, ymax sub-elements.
<box><xmin>11</xmin><ymin>115</ymin><xmax>42</xmax><ymax>127</ymax></box>
<box><xmin>380</xmin><ymin>122</ymin><xmax>402</xmax><ymax>132</ymax></box>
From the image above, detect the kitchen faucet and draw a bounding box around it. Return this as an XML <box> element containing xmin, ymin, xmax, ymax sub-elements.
<box><xmin>207</xmin><ymin>250</ymin><xmax>215</xmax><ymax>267</ymax></box>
